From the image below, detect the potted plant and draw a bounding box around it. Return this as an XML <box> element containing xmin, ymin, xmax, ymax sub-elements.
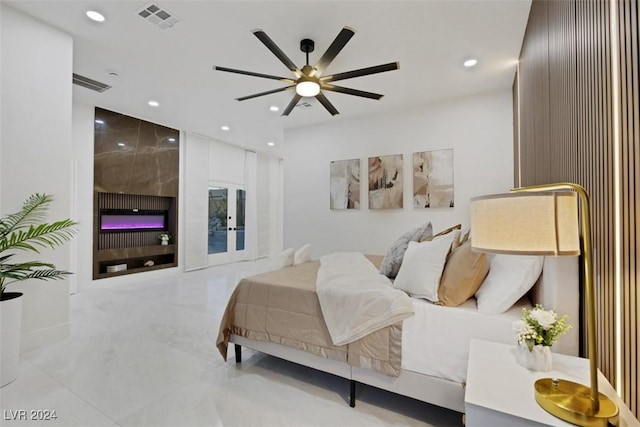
<box><xmin>158</xmin><ymin>233</ymin><xmax>170</xmax><ymax>245</ymax></box>
<box><xmin>513</xmin><ymin>304</ymin><xmax>572</xmax><ymax>371</ymax></box>
<box><xmin>0</xmin><ymin>193</ymin><xmax>76</xmax><ymax>387</ymax></box>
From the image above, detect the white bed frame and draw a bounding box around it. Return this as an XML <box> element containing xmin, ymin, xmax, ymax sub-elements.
<box><xmin>230</xmin><ymin>256</ymin><xmax>580</xmax><ymax>413</ymax></box>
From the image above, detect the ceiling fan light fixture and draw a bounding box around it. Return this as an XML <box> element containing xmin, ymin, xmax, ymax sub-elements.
<box><xmin>296</xmin><ymin>80</ymin><xmax>320</xmax><ymax>97</ymax></box>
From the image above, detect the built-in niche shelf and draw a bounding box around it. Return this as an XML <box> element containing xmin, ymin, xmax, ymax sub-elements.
<box><xmin>93</xmin><ymin>192</ymin><xmax>178</xmax><ymax>279</ymax></box>
<box><xmin>95</xmin><ymin>244</ymin><xmax>176</xmax><ymax>279</ymax></box>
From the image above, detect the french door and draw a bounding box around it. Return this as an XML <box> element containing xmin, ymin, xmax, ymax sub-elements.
<box><xmin>207</xmin><ymin>182</ymin><xmax>246</xmax><ymax>265</ymax></box>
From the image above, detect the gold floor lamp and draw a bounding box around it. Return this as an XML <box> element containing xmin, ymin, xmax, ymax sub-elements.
<box><xmin>470</xmin><ymin>183</ymin><xmax>618</xmax><ymax>427</ymax></box>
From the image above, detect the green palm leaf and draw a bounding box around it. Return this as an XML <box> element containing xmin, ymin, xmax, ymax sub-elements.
<box><xmin>0</xmin><ymin>193</ymin><xmax>77</xmax><ymax>296</ymax></box>
<box><xmin>0</xmin><ymin>194</ymin><xmax>52</xmax><ymax>237</ymax></box>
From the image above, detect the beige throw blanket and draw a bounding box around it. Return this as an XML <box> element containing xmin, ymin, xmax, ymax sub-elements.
<box><xmin>317</xmin><ymin>252</ymin><xmax>415</xmax><ymax>346</ymax></box>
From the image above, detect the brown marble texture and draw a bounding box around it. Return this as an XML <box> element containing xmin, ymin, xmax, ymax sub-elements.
<box><xmin>94</xmin><ymin>107</ymin><xmax>179</xmax><ymax>196</ymax></box>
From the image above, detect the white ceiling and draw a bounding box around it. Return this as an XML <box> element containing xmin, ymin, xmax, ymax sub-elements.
<box><xmin>6</xmin><ymin>0</ymin><xmax>531</xmax><ymax>156</ymax></box>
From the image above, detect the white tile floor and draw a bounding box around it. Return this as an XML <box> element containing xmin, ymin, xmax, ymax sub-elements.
<box><xmin>1</xmin><ymin>260</ymin><xmax>462</xmax><ymax>427</ymax></box>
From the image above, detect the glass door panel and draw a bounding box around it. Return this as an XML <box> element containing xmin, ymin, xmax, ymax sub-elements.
<box><xmin>207</xmin><ymin>183</ymin><xmax>246</xmax><ymax>265</ymax></box>
<box><xmin>236</xmin><ymin>189</ymin><xmax>246</xmax><ymax>251</ymax></box>
<box><xmin>208</xmin><ymin>187</ymin><xmax>228</xmax><ymax>255</ymax></box>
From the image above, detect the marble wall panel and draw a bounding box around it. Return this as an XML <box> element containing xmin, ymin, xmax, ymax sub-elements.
<box><xmin>94</xmin><ymin>107</ymin><xmax>179</xmax><ymax>196</ymax></box>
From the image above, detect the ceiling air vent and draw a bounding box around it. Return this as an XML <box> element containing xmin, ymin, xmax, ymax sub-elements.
<box><xmin>72</xmin><ymin>73</ymin><xmax>111</xmax><ymax>93</ymax></box>
<box><xmin>137</xmin><ymin>3</ymin><xmax>178</xmax><ymax>30</ymax></box>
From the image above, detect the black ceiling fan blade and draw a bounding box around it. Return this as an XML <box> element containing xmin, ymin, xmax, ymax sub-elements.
<box><xmin>315</xmin><ymin>92</ymin><xmax>340</xmax><ymax>116</ymax></box>
<box><xmin>236</xmin><ymin>85</ymin><xmax>295</xmax><ymax>101</ymax></box>
<box><xmin>282</xmin><ymin>94</ymin><xmax>302</xmax><ymax>116</ymax></box>
<box><xmin>215</xmin><ymin>66</ymin><xmax>295</xmax><ymax>83</ymax></box>
<box><xmin>314</xmin><ymin>27</ymin><xmax>355</xmax><ymax>76</ymax></box>
<box><xmin>252</xmin><ymin>29</ymin><xmax>301</xmax><ymax>76</ymax></box>
<box><xmin>321</xmin><ymin>84</ymin><xmax>383</xmax><ymax>100</ymax></box>
<box><xmin>321</xmin><ymin>62</ymin><xmax>399</xmax><ymax>83</ymax></box>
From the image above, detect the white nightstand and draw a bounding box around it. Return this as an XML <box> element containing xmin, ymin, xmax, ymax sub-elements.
<box><xmin>465</xmin><ymin>339</ymin><xmax>639</xmax><ymax>427</ymax></box>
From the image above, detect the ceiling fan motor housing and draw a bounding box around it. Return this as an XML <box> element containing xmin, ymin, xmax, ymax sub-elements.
<box><xmin>300</xmin><ymin>38</ymin><xmax>315</xmax><ymax>54</ymax></box>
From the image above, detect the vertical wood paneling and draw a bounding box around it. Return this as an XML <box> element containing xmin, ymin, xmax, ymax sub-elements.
<box><xmin>515</xmin><ymin>0</ymin><xmax>639</xmax><ymax>416</ymax></box>
<box><xmin>518</xmin><ymin>0</ymin><xmax>550</xmax><ymax>185</ymax></box>
<box><xmin>577</xmin><ymin>0</ymin><xmax>617</xmax><ymax>391</ymax></box>
<box><xmin>513</xmin><ymin>75</ymin><xmax>521</xmax><ymax>187</ymax></box>
<box><xmin>548</xmin><ymin>0</ymin><xmax>577</xmax><ymax>184</ymax></box>
<box><xmin>618</xmin><ymin>0</ymin><xmax>639</xmax><ymax>414</ymax></box>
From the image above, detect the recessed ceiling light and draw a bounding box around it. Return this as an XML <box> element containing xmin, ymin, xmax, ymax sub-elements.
<box><xmin>95</xmin><ymin>119</ymin><xmax>104</xmax><ymax>124</ymax></box>
<box><xmin>221</xmin><ymin>126</ymin><xmax>230</xmax><ymax>131</ymax></box>
<box><xmin>463</xmin><ymin>58</ymin><xmax>478</xmax><ymax>68</ymax></box>
<box><xmin>148</xmin><ymin>100</ymin><xmax>159</xmax><ymax>107</ymax></box>
<box><xmin>267</xmin><ymin>142</ymin><xmax>275</xmax><ymax>147</ymax></box>
<box><xmin>269</xmin><ymin>105</ymin><xmax>279</xmax><ymax>112</ymax></box>
<box><xmin>117</xmin><ymin>142</ymin><xmax>126</xmax><ymax>147</ymax></box>
<box><xmin>168</xmin><ymin>137</ymin><xmax>176</xmax><ymax>142</ymax></box>
<box><xmin>86</xmin><ymin>10</ymin><xmax>105</xmax><ymax>22</ymax></box>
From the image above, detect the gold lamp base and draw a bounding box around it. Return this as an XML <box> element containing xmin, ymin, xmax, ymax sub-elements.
<box><xmin>535</xmin><ymin>378</ymin><xmax>619</xmax><ymax>427</ymax></box>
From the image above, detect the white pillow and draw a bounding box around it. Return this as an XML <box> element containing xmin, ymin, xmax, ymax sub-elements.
<box><xmin>475</xmin><ymin>255</ymin><xmax>544</xmax><ymax>314</ymax></box>
<box><xmin>379</xmin><ymin>222</ymin><xmax>433</xmax><ymax>278</ymax></box>
<box><xmin>269</xmin><ymin>248</ymin><xmax>295</xmax><ymax>270</ymax></box>
<box><xmin>392</xmin><ymin>233</ymin><xmax>456</xmax><ymax>302</ymax></box>
<box><xmin>293</xmin><ymin>243</ymin><xmax>311</xmax><ymax>265</ymax></box>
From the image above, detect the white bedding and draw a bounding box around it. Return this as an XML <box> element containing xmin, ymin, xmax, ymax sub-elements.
<box><xmin>401</xmin><ymin>296</ymin><xmax>531</xmax><ymax>383</ymax></box>
<box><xmin>317</xmin><ymin>252</ymin><xmax>414</xmax><ymax>346</ymax></box>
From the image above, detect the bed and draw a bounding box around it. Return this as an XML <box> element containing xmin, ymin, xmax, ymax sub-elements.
<box><xmin>216</xmin><ymin>252</ymin><xmax>579</xmax><ymax>414</ymax></box>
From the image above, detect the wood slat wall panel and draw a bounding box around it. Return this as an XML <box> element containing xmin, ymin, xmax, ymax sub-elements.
<box><xmin>579</xmin><ymin>0</ymin><xmax>616</xmax><ymax>391</ymax></box>
<box><xmin>518</xmin><ymin>0</ymin><xmax>550</xmax><ymax>185</ymax></box>
<box><xmin>548</xmin><ymin>0</ymin><xmax>577</xmax><ymax>184</ymax></box>
<box><xmin>618</xmin><ymin>0</ymin><xmax>639</xmax><ymax>414</ymax></box>
<box><xmin>514</xmin><ymin>74</ymin><xmax>520</xmax><ymax>187</ymax></box>
<box><xmin>515</xmin><ymin>0</ymin><xmax>639</xmax><ymax>416</ymax></box>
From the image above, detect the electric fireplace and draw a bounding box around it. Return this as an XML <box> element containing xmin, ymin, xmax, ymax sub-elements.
<box><xmin>99</xmin><ymin>209</ymin><xmax>168</xmax><ymax>232</ymax></box>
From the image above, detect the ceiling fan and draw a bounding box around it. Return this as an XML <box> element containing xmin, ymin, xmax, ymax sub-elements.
<box><xmin>214</xmin><ymin>27</ymin><xmax>399</xmax><ymax>116</ymax></box>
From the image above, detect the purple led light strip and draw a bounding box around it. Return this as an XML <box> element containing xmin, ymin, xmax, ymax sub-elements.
<box><xmin>101</xmin><ymin>214</ymin><xmax>165</xmax><ymax>230</ymax></box>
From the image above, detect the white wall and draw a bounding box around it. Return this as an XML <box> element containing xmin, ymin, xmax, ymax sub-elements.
<box><xmin>1</xmin><ymin>5</ymin><xmax>73</xmax><ymax>350</ymax></box>
<box><xmin>71</xmin><ymin>102</ymin><xmax>96</xmax><ymax>288</ymax></box>
<box><xmin>283</xmin><ymin>91</ymin><xmax>515</xmax><ymax>257</ymax></box>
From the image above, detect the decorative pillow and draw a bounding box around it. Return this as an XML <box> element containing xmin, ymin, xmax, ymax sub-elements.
<box><xmin>475</xmin><ymin>254</ymin><xmax>544</xmax><ymax>314</ymax></box>
<box><xmin>438</xmin><ymin>240</ymin><xmax>490</xmax><ymax>307</ymax></box>
<box><xmin>379</xmin><ymin>222</ymin><xmax>433</xmax><ymax>278</ymax></box>
<box><xmin>431</xmin><ymin>224</ymin><xmax>462</xmax><ymax>240</ymax></box>
<box><xmin>458</xmin><ymin>227</ymin><xmax>471</xmax><ymax>246</ymax></box>
<box><xmin>270</xmin><ymin>248</ymin><xmax>295</xmax><ymax>270</ymax></box>
<box><xmin>392</xmin><ymin>232</ymin><xmax>457</xmax><ymax>302</ymax></box>
<box><xmin>293</xmin><ymin>243</ymin><xmax>311</xmax><ymax>265</ymax></box>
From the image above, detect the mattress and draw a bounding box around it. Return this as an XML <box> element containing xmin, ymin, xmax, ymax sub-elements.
<box><xmin>401</xmin><ymin>296</ymin><xmax>532</xmax><ymax>383</ymax></box>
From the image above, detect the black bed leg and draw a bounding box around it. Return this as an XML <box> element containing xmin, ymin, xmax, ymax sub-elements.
<box><xmin>234</xmin><ymin>344</ymin><xmax>241</xmax><ymax>363</ymax></box>
<box><xmin>349</xmin><ymin>380</ymin><xmax>356</xmax><ymax>407</ymax></box>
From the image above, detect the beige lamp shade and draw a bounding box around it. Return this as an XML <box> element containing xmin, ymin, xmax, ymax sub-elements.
<box><xmin>470</xmin><ymin>191</ymin><xmax>580</xmax><ymax>256</ymax></box>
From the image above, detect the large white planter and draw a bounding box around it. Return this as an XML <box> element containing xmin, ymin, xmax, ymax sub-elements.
<box><xmin>1</xmin><ymin>292</ymin><xmax>23</xmax><ymax>387</ymax></box>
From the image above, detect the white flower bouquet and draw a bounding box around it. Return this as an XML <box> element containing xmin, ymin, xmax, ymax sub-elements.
<box><xmin>513</xmin><ymin>304</ymin><xmax>572</xmax><ymax>351</ymax></box>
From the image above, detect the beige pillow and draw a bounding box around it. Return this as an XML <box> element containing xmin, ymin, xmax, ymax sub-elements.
<box><xmin>423</xmin><ymin>224</ymin><xmax>463</xmax><ymax>250</ymax></box>
<box><xmin>432</xmin><ymin>223</ymin><xmax>462</xmax><ymax>239</ymax></box>
<box><xmin>438</xmin><ymin>240</ymin><xmax>489</xmax><ymax>307</ymax></box>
